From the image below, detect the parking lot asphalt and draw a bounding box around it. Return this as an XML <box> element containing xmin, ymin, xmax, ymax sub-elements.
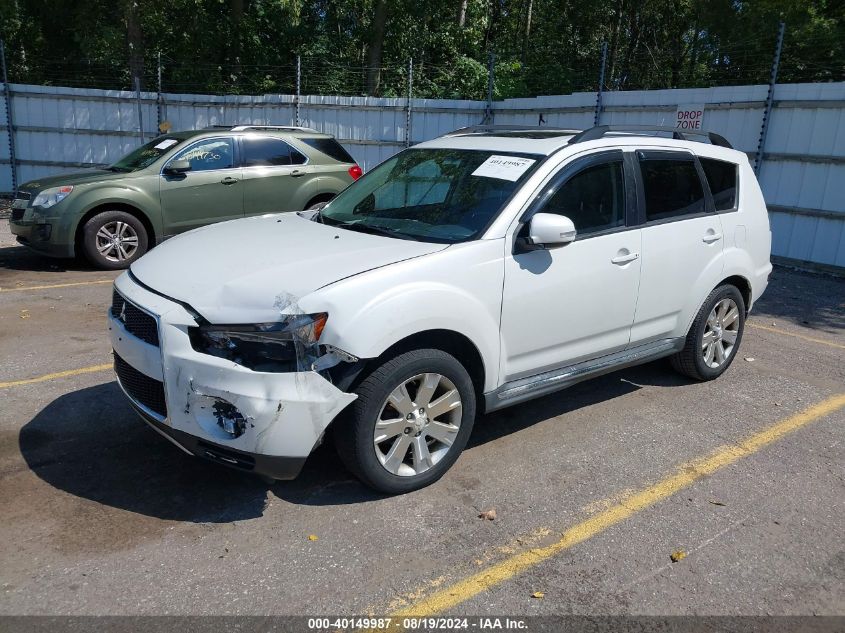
<box><xmin>1</xmin><ymin>220</ymin><xmax>843</xmax><ymax>617</ymax></box>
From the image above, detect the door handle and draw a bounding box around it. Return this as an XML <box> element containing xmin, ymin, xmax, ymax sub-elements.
<box><xmin>702</xmin><ymin>232</ymin><xmax>722</xmax><ymax>243</ymax></box>
<box><xmin>290</xmin><ymin>169</ymin><xmax>306</xmax><ymax>178</ymax></box>
<box><xmin>220</xmin><ymin>176</ymin><xmax>239</xmax><ymax>185</ymax></box>
<box><xmin>611</xmin><ymin>252</ymin><xmax>639</xmax><ymax>265</ymax></box>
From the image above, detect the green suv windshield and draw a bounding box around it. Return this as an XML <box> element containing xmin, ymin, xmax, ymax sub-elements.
<box><xmin>319</xmin><ymin>148</ymin><xmax>541</xmax><ymax>243</ymax></box>
<box><xmin>108</xmin><ymin>136</ymin><xmax>186</xmax><ymax>172</ymax></box>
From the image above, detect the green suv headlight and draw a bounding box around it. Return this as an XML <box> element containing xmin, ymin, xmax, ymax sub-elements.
<box><xmin>32</xmin><ymin>185</ymin><xmax>74</xmax><ymax>209</ymax></box>
<box><xmin>188</xmin><ymin>313</ymin><xmax>328</xmax><ymax>372</ymax></box>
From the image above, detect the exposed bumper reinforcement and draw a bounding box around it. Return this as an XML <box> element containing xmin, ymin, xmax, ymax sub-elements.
<box><xmin>128</xmin><ymin>399</ymin><xmax>308</xmax><ymax>481</ymax></box>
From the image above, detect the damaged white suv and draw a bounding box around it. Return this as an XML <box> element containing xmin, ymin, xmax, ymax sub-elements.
<box><xmin>109</xmin><ymin>125</ymin><xmax>771</xmax><ymax>494</ymax></box>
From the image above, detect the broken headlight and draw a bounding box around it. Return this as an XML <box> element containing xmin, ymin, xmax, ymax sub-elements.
<box><xmin>188</xmin><ymin>313</ymin><xmax>327</xmax><ymax>373</ymax></box>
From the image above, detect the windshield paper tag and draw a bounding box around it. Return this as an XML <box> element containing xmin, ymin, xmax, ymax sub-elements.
<box><xmin>154</xmin><ymin>139</ymin><xmax>178</xmax><ymax>150</ymax></box>
<box><xmin>472</xmin><ymin>155</ymin><xmax>536</xmax><ymax>181</ymax></box>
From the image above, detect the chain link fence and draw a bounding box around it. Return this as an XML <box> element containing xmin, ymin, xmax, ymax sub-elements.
<box><xmin>6</xmin><ymin>20</ymin><xmax>841</xmax><ymax>100</ymax></box>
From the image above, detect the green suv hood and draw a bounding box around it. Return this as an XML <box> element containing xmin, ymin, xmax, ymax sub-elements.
<box><xmin>20</xmin><ymin>170</ymin><xmax>129</xmax><ymax>193</ymax></box>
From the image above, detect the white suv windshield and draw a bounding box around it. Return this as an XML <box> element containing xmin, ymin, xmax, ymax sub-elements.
<box><xmin>319</xmin><ymin>148</ymin><xmax>541</xmax><ymax>243</ymax></box>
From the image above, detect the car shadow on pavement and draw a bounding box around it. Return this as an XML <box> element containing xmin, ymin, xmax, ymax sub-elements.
<box><xmin>754</xmin><ymin>266</ymin><xmax>845</xmax><ymax>333</ymax></box>
<box><xmin>266</xmin><ymin>363</ymin><xmax>691</xmax><ymax>507</ymax></box>
<box><xmin>19</xmin><ymin>363</ymin><xmax>693</xmax><ymax>517</ymax></box>
<box><xmin>19</xmin><ymin>382</ymin><xmax>274</xmax><ymax>523</ymax></box>
<box><xmin>0</xmin><ymin>245</ymin><xmax>98</xmax><ymax>272</ymax></box>
<box><xmin>467</xmin><ymin>359</ymin><xmax>691</xmax><ymax>449</ymax></box>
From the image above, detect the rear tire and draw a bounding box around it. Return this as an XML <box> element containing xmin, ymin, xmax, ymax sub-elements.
<box><xmin>306</xmin><ymin>194</ymin><xmax>335</xmax><ymax>211</ymax></box>
<box><xmin>334</xmin><ymin>349</ymin><xmax>476</xmax><ymax>494</ymax></box>
<box><xmin>81</xmin><ymin>210</ymin><xmax>148</xmax><ymax>270</ymax></box>
<box><xmin>671</xmin><ymin>284</ymin><xmax>745</xmax><ymax>381</ymax></box>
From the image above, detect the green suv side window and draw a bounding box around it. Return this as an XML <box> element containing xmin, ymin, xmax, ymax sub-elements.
<box><xmin>242</xmin><ymin>137</ymin><xmax>306</xmax><ymax>167</ymax></box>
<box><xmin>171</xmin><ymin>138</ymin><xmax>235</xmax><ymax>172</ymax></box>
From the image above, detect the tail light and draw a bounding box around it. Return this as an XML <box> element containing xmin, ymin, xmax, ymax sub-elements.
<box><xmin>348</xmin><ymin>165</ymin><xmax>363</xmax><ymax>181</ymax></box>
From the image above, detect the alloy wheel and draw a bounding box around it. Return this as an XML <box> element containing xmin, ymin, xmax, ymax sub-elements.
<box><xmin>702</xmin><ymin>297</ymin><xmax>740</xmax><ymax>368</ymax></box>
<box><xmin>373</xmin><ymin>373</ymin><xmax>463</xmax><ymax>477</ymax></box>
<box><xmin>96</xmin><ymin>221</ymin><xmax>139</xmax><ymax>262</ymax></box>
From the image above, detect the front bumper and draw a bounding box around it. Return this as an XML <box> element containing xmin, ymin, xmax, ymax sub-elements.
<box><xmin>108</xmin><ymin>272</ymin><xmax>357</xmax><ymax>479</ymax></box>
<box><xmin>10</xmin><ymin>205</ymin><xmax>76</xmax><ymax>258</ymax></box>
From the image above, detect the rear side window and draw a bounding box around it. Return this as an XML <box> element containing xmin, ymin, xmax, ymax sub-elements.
<box><xmin>300</xmin><ymin>137</ymin><xmax>355</xmax><ymax>164</ymax></box>
<box><xmin>639</xmin><ymin>157</ymin><xmax>705</xmax><ymax>221</ymax></box>
<box><xmin>700</xmin><ymin>158</ymin><xmax>738</xmax><ymax>211</ymax></box>
<box><xmin>542</xmin><ymin>160</ymin><xmax>626</xmax><ymax>235</ymax></box>
<box><xmin>243</xmin><ymin>137</ymin><xmax>306</xmax><ymax>167</ymax></box>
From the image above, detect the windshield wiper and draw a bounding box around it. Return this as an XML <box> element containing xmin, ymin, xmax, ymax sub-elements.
<box><xmin>106</xmin><ymin>166</ymin><xmax>130</xmax><ymax>173</ymax></box>
<box><xmin>334</xmin><ymin>220</ymin><xmax>418</xmax><ymax>241</ymax></box>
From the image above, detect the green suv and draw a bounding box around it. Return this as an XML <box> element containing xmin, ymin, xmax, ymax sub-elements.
<box><xmin>9</xmin><ymin>125</ymin><xmax>362</xmax><ymax>269</ymax></box>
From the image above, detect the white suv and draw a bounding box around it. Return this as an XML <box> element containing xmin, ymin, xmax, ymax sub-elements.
<box><xmin>108</xmin><ymin>125</ymin><xmax>772</xmax><ymax>494</ymax></box>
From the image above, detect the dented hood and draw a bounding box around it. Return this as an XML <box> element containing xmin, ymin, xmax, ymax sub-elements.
<box><xmin>130</xmin><ymin>212</ymin><xmax>447</xmax><ymax>323</ymax></box>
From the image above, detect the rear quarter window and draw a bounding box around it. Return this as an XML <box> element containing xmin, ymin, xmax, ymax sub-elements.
<box><xmin>242</xmin><ymin>137</ymin><xmax>306</xmax><ymax>167</ymax></box>
<box><xmin>700</xmin><ymin>158</ymin><xmax>739</xmax><ymax>211</ymax></box>
<box><xmin>639</xmin><ymin>157</ymin><xmax>705</xmax><ymax>222</ymax></box>
<box><xmin>300</xmin><ymin>137</ymin><xmax>356</xmax><ymax>164</ymax></box>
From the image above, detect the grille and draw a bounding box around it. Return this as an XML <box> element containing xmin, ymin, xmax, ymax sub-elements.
<box><xmin>10</xmin><ymin>191</ymin><xmax>29</xmax><ymax>221</ymax></box>
<box><xmin>111</xmin><ymin>288</ymin><xmax>160</xmax><ymax>346</ymax></box>
<box><xmin>114</xmin><ymin>353</ymin><xmax>167</xmax><ymax>418</ymax></box>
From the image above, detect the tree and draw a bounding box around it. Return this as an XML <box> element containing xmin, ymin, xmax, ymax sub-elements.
<box><xmin>0</xmin><ymin>0</ymin><xmax>841</xmax><ymax>98</ymax></box>
<box><xmin>367</xmin><ymin>0</ymin><xmax>390</xmax><ymax>95</ymax></box>
<box><xmin>125</xmin><ymin>0</ymin><xmax>143</xmax><ymax>86</ymax></box>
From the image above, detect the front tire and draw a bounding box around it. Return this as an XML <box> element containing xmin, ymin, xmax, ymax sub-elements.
<box><xmin>81</xmin><ymin>210</ymin><xmax>148</xmax><ymax>270</ymax></box>
<box><xmin>671</xmin><ymin>284</ymin><xmax>746</xmax><ymax>381</ymax></box>
<box><xmin>335</xmin><ymin>349</ymin><xmax>476</xmax><ymax>494</ymax></box>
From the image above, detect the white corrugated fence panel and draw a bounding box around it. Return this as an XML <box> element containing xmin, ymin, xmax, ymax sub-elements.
<box><xmin>2</xmin><ymin>81</ymin><xmax>844</xmax><ymax>269</ymax></box>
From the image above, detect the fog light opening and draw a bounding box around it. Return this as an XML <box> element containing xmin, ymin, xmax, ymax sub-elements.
<box><xmin>212</xmin><ymin>400</ymin><xmax>247</xmax><ymax>438</ymax></box>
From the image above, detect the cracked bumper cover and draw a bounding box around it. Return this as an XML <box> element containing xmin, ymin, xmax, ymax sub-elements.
<box><xmin>108</xmin><ymin>272</ymin><xmax>358</xmax><ymax>480</ymax></box>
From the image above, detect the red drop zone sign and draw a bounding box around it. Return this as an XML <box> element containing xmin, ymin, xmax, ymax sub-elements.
<box><xmin>676</xmin><ymin>105</ymin><xmax>705</xmax><ymax>130</ymax></box>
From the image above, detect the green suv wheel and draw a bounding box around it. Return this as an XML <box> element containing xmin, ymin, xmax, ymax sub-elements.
<box><xmin>81</xmin><ymin>210</ymin><xmax>149</xmax><ymax>270</ymax></box>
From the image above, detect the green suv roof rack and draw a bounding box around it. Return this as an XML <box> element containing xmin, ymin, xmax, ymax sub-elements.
<box><xmin>204</xmin><ymin>125</ymin><xmax>320</xmax><ymax>133</ymax></box>
<box><xmin>446</xmin><ymin>125</ymin><xmax>582</xmax><ymax>137</ymax></box>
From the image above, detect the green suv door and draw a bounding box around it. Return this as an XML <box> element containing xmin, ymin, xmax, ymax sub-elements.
<box><xmin>239</xmin><ymin>135</ymin><xmax>318</xmax><ymax>215</ymax></box>
<box><xmin>159</xmin><ymin>136</ymin><xmax>245</xmax><ymax>235</ymax></box>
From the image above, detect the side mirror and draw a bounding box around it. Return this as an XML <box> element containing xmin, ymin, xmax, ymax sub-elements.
<box><xmin>525</xmin><ymin>213</ymin><xmax>577</xmax><ymax>248</ymax></box>
<box><xmin>163</xmin><ymin>159</ymin><xmax>191</xmax><ymax>175</ymax></box>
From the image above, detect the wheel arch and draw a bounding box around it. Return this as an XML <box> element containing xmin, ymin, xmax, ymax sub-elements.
<box><xmin>720</xmin><ymin>274</ymin><xmax>752</xmax><ymax>314</ymax></box>
<box><xmin>304</xmin><ymin>192</ymin><xmax>336</xmax><ymax>209</ymax></box>
<box><xmin>344</xmin><ymin>329</ymin><xmax>487</xmax><ymax>407</ymax></box>
<box><xmin>74</xmin><ymin>202</ymin><xmax>157</xmax><ymax>255</ymax></box>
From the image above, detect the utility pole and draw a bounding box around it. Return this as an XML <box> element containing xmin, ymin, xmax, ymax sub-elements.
<box><xmin>134</xmin><ymin>76</ymin><xmax>145</xmax><ymax>144</ymax></box>
<box><xmin>405</xmin><ymin>58</ymin><xmax>413</xmax><ymax>148</ymax></box>
<box><xmin>483</xmin><ymin>51</ymin><xmax>495</xmax><ymax>125</ymax></box>
<box><xmin>156</xmin><ymin>51</ymin><xmax>163</xmax><ymax>131</ymax></box>
<box><xmin>0</xmin><ymin>39</ymin><xmax>17</xmax><ymax>193</ymax></box>
<box><xmin>594</xmin><ymin>41</ymin><xmax>608</xmax><ymax>126</ymax></box>
<box><xmin>755</xmin><ymin>22</ymin><xmax>785</xmax><ymax>175</ymax></box>
<box><xmin>295</xmin><ymin>55</ymin><xmax>301</xmax><ymax>127</ymax></box>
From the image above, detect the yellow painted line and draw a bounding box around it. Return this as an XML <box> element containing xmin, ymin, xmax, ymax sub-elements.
<box><xmin>748</xmin><ymin>322</ymin><xmax>845</xmax><ymax>350</ymax></box>
<box><xmin>0</xmin><ymin>363</ymin><xmax>112</xmax><ymax>389</ymax></box>
<box><xmin>393</xmin><ymin>393</ymin><xmax>845</xmax><ymax>617</ymax></box>
<box><xmin>0</xmin><ymin>279</ymin><xmax>114</xmax><ymax>293</ymax></box>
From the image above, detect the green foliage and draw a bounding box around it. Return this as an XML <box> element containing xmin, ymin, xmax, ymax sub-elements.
<box><xmin>0</xmin><ymin>0</ymin><xmax>842</xmax><ymax>97</ymax></box>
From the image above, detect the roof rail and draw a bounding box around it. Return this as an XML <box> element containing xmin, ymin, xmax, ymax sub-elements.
<box><xmin>229</xmin><ymin>125</ymin><xmax>319</xmax><ymax>133</ymax></box>
<box><xmin>568</xmin><ymin>125</ymin><xmax>732</xmax><ymax>149</ymax></box>
<box><xmin>445</xmin><ymin>125</ymin><xmax>582</xmax><ymax>137</ymax></box>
